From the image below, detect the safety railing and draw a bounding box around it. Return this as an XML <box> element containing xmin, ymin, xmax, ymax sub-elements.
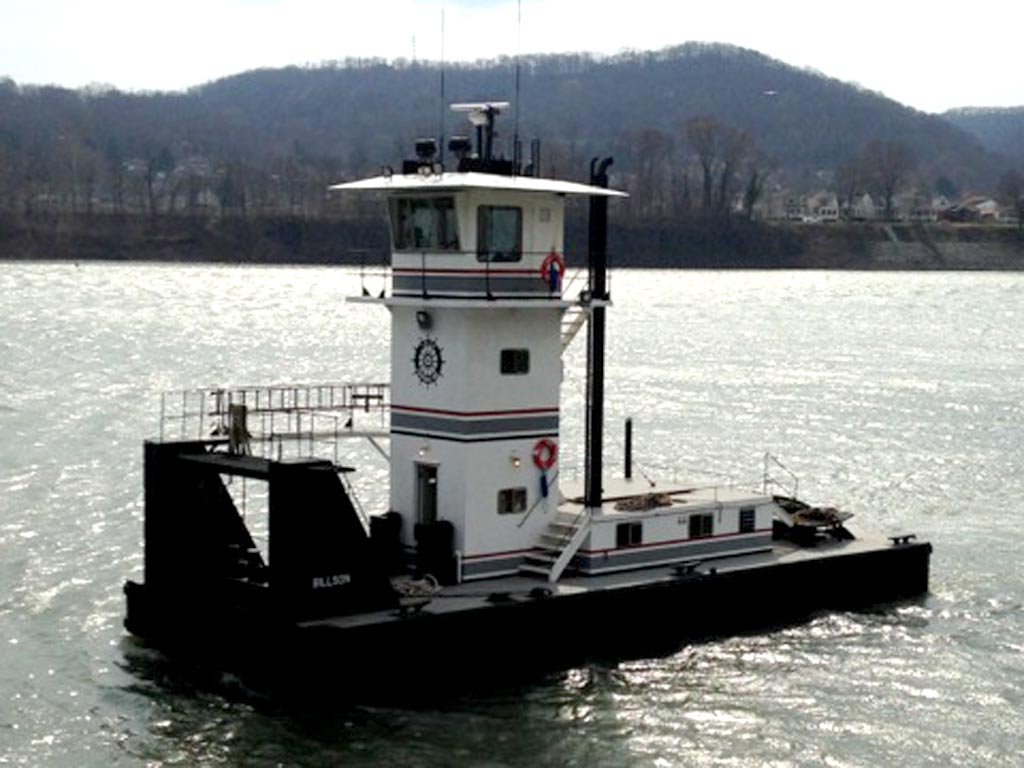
<box><xmin>357</xmin><ymin>249</ymin><xmax>609</xmax><ymax>302</ymax></box>
<box><xmin>763</xmin><ymin>452</ymin><xmax>800</xmax><ymax>500</ymax></box>
<box><xmin>159</xmin><ymin>382</ymin><xmax>390</xmax><ymax>466</ymax></box>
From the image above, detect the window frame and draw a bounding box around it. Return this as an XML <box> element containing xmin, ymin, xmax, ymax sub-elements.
<box><xmin>688</xmin><ymin>513</ymin><xmax>714</xmax><ymax>539</ymax></box>
<box><xmin>476</xmin><ymin>205</ymin><xmax>523</xmax><ymax>262</ymax></box>
<box><xmin>497</xmin><ymin>487</ymin><xmax>528</xmax><ymax>515</ymax></box>
<box><xmin>616</xmin><ymin>522</ymin><xmax>643</xmax><ymax>548</ymax></box>
<box><xmin>389</xmin><ymin>196</ymin><xmax>461</xmax><ymax>252</ymax></box>
<box><xmin>500</xmin><ymin>348</ymin><xmax>530</xmax><ymax>375</ymax></box>
<box><xmin>739</xmin><ymin>507</ymin><xmax>756</xmax><ymax>533</ymax></box>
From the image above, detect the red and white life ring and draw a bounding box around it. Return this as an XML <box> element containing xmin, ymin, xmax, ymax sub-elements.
<box><xmin>539</xmin><ymin>249</ymin><xmax>566</xmax><ymax>282</ymax></box>
<box><xmin>532</xmin><ymin>438</ymin><xmax>558</xmax><ymax>470</ymax></box>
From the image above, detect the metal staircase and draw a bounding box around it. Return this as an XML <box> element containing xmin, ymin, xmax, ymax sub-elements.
<box><xmin>519</xmin><ymin>509</ymin><xmax>591</xmax><ymax>582</ymax></box>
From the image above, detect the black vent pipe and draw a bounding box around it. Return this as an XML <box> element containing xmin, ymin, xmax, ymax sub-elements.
<box><xmin>624</xmin><ymin>417</ymin><xmax>633</xmax><ymax>480</ymax></box>
<box><xmin>584</xmin><ymin>157</ymin><xmax>613</xmax><ymax>511</ymax></box>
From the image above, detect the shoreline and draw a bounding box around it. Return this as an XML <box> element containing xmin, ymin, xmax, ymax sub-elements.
<box><xmin>2</xmin><ymin>212</ymin><xmax>1021</xmax><ymax>270</ymax></box>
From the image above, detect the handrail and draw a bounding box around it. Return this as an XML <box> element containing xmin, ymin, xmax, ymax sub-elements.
<box><xmin>516</xmin><ymin>469</ymin><xmax>560</xmax><ymax>529</ymax></box>
<box><xmin>338</xmin><ymin>469</ymin><xmax>371</xmax><ymax>535</ymax></box>
<box><xmin>560</xmin><ymin>305</ymin><xmax>590</xmax><ymax>351</ymax></box>
<box><xmin>763</xmin><ymin>452</ymin><xmax>800</xmax><ymax>500</ymax></box>
<box><xmin>357</xmin><ymin>248</ymin><xmax>602</xmax><ymax>301</ymax></box>
<box><xmin>159</xmin><ymin>382</ymin><xmax>391</xmax><ymax>467</ymax></box>
<box><xmin>562</xmin><ymin>265</ymin><xmax>586</xmax><ymax>298</ymax></box>
<box><xmin>549</xmin><ymin>508</ymin><xmax>591</xmax><ymax>583</ymax></box>
<box><xmin>388</xmin><ymin>247</ymin><xmax>571</xmax><ymax>258</ymax></box>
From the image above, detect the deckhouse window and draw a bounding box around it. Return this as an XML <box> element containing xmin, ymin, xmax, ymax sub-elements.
<box><xmin>390</xmin><ymin>197</ymin><xmax>460</xmax><ymax>251</ymax></box>
<box><xmin>616</xmin><ymin>522</ymin><xmax>643</xmax><ymax>548</ymax></box>
<box><xmin>739</xmin><ymin>507</ymin><xmax>756</xmax><ymax>533</ymax></box>
<box><xmin>498</xmin><ymin>487</ymin><xmax>527</xmax><ymax>515</ymax></box>
<box><xmin>477</xmin><ymin>205</ymin><xmax>522</xmax><ymax>262</ymax></box>
<box><xmin>689</xmin><ymin>513</ymin><xmax>714</xmax><ymax>539</ymax></box>
<box><xmin>500</xmin><ymin>348</ymin><xmax>530</xmax><ymax>375</ymax></box>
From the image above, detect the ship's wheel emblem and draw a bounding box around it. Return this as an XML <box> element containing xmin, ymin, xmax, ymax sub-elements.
<box><xmin>413</xmin><ymin>337</ymin><xmax>444</xmax><ymax>386</ymax></box>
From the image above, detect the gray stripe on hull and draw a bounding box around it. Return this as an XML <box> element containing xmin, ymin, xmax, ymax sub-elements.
<box><xmin>576</xmin><ymin>534</ymin><xmax>773</xmax><ymax>572</ymax></box>
<box><xmin>462</xmin><ymin>555</ymin><xmax>524</xmax><ymax>580</ymax></box>
<box><xmin>392</xmin><ymin>411</ymin><xmax>559</xmax><ymax>436</ymax></box>
<box><xmin>394</xmin><ymin>274</ymin><xmax>552</xmax><ymax>296</ymax></box>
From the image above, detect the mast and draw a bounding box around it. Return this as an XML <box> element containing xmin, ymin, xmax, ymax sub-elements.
<box><xmin>584</xmin><ymin>157</ymin><xmax>613</xmax><ymax>511</ymax></box>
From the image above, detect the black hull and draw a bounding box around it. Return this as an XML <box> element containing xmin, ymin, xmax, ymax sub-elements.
<box><xmin>124</xmin><ymin>540</ymin><xmax>931</xmax><ymax>697</ymax></box>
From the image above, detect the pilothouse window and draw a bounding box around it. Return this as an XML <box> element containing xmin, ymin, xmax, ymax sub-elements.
<box><xmin>391</xmin><ymin>197</ymin><xmax>460</xmax><ymax>251</ymax></box>
<box><xmin>477</xmin><ymin>206</ymin><xmax>522</xmax><ymax>262</ymax></box>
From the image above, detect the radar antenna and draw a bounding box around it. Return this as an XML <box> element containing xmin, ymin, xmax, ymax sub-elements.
<box><xmin>450</xmin><ymin>102</ymin><xmax>509</xmax><ymax>161</ymax></box>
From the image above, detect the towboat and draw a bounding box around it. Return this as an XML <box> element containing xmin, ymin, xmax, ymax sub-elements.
<box><xmin>124</xmin><ymin>103</ymin><xmax>931</xmax><ymax>691</ymax></box>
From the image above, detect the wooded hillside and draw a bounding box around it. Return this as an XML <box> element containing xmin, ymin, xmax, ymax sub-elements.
<box><xmin>0</xmin><ymin>42</ymin><xmax>1011</xmax><ymax>223</ymax></box>
<box><xmin>942</xmin><ymin>107</ymin><xmax>1024</xmax><ymax>165</ymax></box>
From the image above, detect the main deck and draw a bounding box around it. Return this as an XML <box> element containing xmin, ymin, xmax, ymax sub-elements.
<box><xmin>302</xmin><ymin>533</ymin><xmax>924</xmax><ymax>632</ymax></box>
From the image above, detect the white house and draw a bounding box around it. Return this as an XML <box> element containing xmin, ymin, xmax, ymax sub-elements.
<box><xmin>850</xmin><ymin>193</ymin><xmax>882</xmax><ymax>221</ymax></box>
<box><xmin>806</xmin><ymin>192</ymin><xmax>840</xmax><ymax>222</ymax></box>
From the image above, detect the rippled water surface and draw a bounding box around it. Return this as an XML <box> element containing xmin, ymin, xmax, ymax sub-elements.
<box><xmin>1</xmin><ymin>263</ymin><xmax>1022</xmax><ymax>766</ymax></box>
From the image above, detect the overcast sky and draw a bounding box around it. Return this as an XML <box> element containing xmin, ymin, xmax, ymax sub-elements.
<box><xmin>1</xmin><ymin>0</ymin><xmax>1020</xmax><ymax>113</ymax></box>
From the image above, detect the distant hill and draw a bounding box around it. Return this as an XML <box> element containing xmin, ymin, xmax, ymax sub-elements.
<box><xmin>941</xmin><ymin>107</ymin><xmax>1024</xmax><ymax>166</ymax></box>
<box><xmin>190</xmin><ymin>44</ymin><xmax>1001</xmax><ymax>184</ymax></box>
<box><xmin>0</xmin><ymin>43</ymin><xmax>1007</xmax><ymax>221</ymax></box>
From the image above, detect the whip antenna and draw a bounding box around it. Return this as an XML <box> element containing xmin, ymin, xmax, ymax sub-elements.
<box><xmin>513</xmin><ymin>0</ymin><xmax>522</xmax><ymax>172</ymax></box>
<box><xmin>438</xmin><ymin>9</ymin><xmax>446</xmax><ymax>167</ymax></box>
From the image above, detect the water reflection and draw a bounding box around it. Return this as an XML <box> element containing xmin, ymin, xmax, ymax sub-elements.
<box><xmin>1</xmin><ymin>265</ymin><xmax>1023</xmax><ymax>765</ymax></box>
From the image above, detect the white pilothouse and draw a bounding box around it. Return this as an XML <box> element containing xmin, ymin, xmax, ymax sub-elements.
<box><xmin>331</xmin><ymin>102</ymin><xmax>787</xmax><ymax>584</ymax></box>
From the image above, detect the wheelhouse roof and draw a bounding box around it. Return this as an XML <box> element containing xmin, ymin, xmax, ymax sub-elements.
<box><xmin>330</xmin><ymin>171</ymin><xmax>628</xmax><ymax>198</ymax></box>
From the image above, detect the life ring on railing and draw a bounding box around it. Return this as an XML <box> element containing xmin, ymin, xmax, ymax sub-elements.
<box><xmin>539</xmin><ymin>250</ymin><xmax>566</xmax><ymax>284</ymax></box>
<box><xmin>532</xmin><ymin>438</ymin><xmax>558</xmax><ymax>470</ymax></box>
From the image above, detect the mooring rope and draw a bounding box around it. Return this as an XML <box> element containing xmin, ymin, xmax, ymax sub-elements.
<box><xmin>391</xmin><ymin>574</ymin><xmax>441</xmax><ymax>598</ymax></box>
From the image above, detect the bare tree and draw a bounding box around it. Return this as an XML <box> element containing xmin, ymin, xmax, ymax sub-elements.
<box><xmin>860</xmin><ymin>140</ymin><xmax>915</xmax><ymax>220</ymax></box>
<box><xmin>684</xmin><ymin>116</ymin><xmax>720</xmax><ymax>214</ymax></box>
<box><xmin>216</xmin><ymin>160</ymin><xmax>248</xmax><ymax>219</ymax></box>
<box><xmin>998</xmin><ymin>169</ymin><xmax>1024</xmax><ymax>234</ymax></box>
<box><xmin>741</xmin><ymin>153</ymin><xmax>773</xmax><ymax>220</ymax></box>
<box><xmin>673</xmin><ymin>166</ymin><xmax>693</xmax><ymax>217</ymax></box>
<box><xmin>140</xmin><ymin>145</ymin><xmax>174</xmax><ymax>220</ymax></box>
<box><xmin>833</xmin><ymin>158</ymin><xmax>862</xmax><ymax>217</ymax></box>
<box><xmin>0</xmin><ymin>147</ymin><xmax>21</xmax><ymax>212</ymax></box>
<box><xmin>633</xmin><ymin>129</ymin><xmax>674</xmax><ymax>220</ymax></box>
<box><xmin>22</xmin><ymin>143</ymin><xmax>52</xmax><ymax>217</ymax></box>
<box><xmin>79</xmin><ymin>147</ymin><xmax>99</xmax><ymax>218</ymax></box>
<box><xmin>105</xmin><ymin>140</ymin><xmax>125</xmax><ymax>214</ymax></box>
<box><xmin>56</xmin><ymin>133</ymin><xmax>76</xmax><ymax>214</ymax></box>
<box><xmin>684</xmin><ymin>116</ymin><xmax>750</xmax><ymax>216</ymax></box>
<box><xmin>716</xmin><ymin>126</ymin><xmax>751</xmax><ymax>215</ymax></box>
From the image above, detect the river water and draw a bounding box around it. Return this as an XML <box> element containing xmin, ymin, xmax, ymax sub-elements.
<box><xmin>0</xmin><ymin>263</ymin><xmax>1022</xmax><ymax>766</ymax></box>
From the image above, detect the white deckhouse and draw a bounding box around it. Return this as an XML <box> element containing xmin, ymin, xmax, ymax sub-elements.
<box><xmin>333</xmin><ymin>103</ymin><xmax>776</xmax><ymax>583</ymax></box>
